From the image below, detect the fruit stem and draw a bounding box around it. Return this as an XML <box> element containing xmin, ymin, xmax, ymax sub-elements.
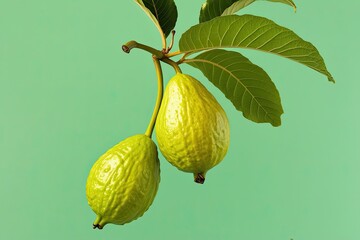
<box><xmin>122</xmin><ymin>41</ymin><xmax>164</xmax><ymax>59</ymax></box>
<box><xmin>145</xmin><ymin>56</ymin><xmax>164</xmax><ymax>138</ymax></box>
<box><xmin>161</xmin><ymin>58</ymin><xmax>182</xmax><ymax>74</ymax></box>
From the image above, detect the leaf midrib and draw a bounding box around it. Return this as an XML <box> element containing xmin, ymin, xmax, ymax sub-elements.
<box><xmin>181</xmin><ymin>44</ymin><xmax>332</xmax><ymax>82</ymax></box>
<box><xmin>150</xmin><ymin>0</ymin><xmax>160</xmax><ymax>21</ymax></box>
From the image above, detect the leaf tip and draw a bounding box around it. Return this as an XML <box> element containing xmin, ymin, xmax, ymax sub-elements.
<box><xmin>271</xmin><ymin>119</ymin><xmax>282</xmax><ymax>127</ymax></box>
<box><xmin>328</xmin><ymin>75</ymin><xmax>335</xmax><ymax>83</ymax></box>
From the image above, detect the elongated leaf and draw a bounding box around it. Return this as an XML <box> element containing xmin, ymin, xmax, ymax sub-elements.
<box><xmin>179</xmin><ymin>15</ymin><xmax>334</xmax><ymax>82</ymax></box>
<box><xmin>135</xmin><ymin>0</ymin><xmax>178</xmax><ymax>37</ymax></box>
<box><xmin>200</xmin><ymin>0</ymin><xmax>296</xmax><ymax>23</ymax></box>
<box><xmin>185</xmin><ymin>49</ymin><xmax>283</xmax><ymax>126</ymax></box>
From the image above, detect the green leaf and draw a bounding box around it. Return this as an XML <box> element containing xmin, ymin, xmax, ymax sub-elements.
<box><xmin>179</xmin><ymin>15</ymin><xmax>334</xmax><ymax>82</ymax></box>
<box><xmin>199</xmin><ymin>0</ymin><xmax>296</xmax><ymax>23</ymax></box>
<box><xmin>184</xmin><ymin>49</ymin><xmax>283</xmax><ymax>126</ymax></box>
<box><xmin>135</xmin><ymin>0</ymin><xmax>178</xmax><ymax>37</ymax></box>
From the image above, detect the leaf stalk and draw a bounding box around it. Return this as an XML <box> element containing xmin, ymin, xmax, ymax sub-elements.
<box><xmin>165</xmin><ymin>50</ymin><xmax>182</xmax><ymax>58</ymax></box>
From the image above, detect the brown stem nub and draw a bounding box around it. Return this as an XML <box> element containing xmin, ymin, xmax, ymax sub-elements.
<box><xmin>122</xmin><ymin>45</ymin><xmax>130</xmax><ymax>53</ymax></box>
<box><xmin>194</xmin><ymin>173</ymin><xmax>205</xmax><ymax>184</ymax></box>
<box><xmin>92</xmin><ymin>224</ymin><xmax>103</xmax><ymax>230</ymax></box>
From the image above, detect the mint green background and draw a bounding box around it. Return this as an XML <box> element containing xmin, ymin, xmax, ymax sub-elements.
<box><xmin>1</xmin><ymin>1</ymin><xmax>359</xmax><ymax>239</ymax></box>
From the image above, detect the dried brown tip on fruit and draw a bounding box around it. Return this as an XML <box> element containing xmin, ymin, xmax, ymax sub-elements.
<box><xmin>194</xmin><ymin>173</ymin><xmax>205</xmax><ymax>184</ymax></box>
<box><xmin>92</xmin><ymin>224</ymin><xmax>103</xmax><ymax>230</ymax></box>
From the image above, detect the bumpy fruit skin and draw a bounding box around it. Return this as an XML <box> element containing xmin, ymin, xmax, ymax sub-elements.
<box><xmin>155</xmin><ymin>73</ymin><xmax>230</xmax><ymax>183</ymax></box>
<box><xmin>86</xmin><ymin>134</ymin><xmax>160</xmax><ymax>228</ymax></box>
